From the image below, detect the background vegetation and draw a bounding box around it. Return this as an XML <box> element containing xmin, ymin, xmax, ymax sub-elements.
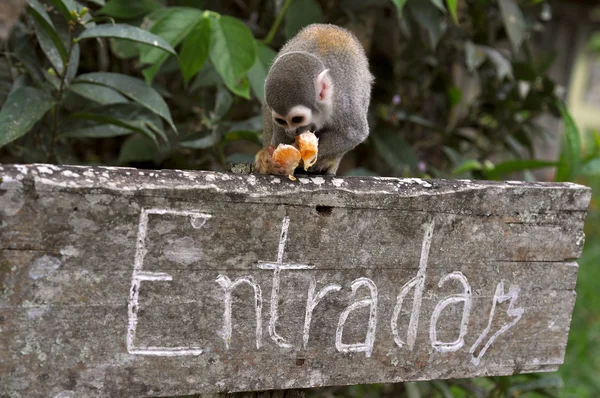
<box><xmin>0</xmin><ymin>0</ymin><xmax>599</xmax><ymax>396</ymax></box>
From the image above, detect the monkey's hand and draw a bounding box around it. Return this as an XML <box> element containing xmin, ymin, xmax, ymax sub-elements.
<box><xmin>254</xmin><ymin>146</ymin><xmax>288</xmax><ymax>175</ymax></box>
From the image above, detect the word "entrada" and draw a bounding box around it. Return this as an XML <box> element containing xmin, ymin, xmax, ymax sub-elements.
<box><xmin>126</xmin><ymin>208</ymin><xmax>524</xmax><ymax>366</ymax></box>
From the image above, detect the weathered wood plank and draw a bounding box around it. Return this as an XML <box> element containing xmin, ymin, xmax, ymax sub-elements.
<box><xmin>0</xmin><ymin>164</ymin><xmax>591</xmax><ymax>398</ymax></box>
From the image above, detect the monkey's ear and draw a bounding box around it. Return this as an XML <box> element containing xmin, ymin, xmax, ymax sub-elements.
<box><xmin>315</xmin><ymin>69</ymin><xmax>333</xmax><ymax>103</ymax></box>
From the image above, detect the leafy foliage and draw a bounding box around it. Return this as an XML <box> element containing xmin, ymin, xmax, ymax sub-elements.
<box><xmin>1</xmin><ymin>1</ymin><xmax>600</xmax><ymax>394</ymax></box>
<box><xmin>0</xmin><ymin>86</ymin><xmax>53</xmax><ymax>147</ymax></box>
<box><xmin>2</xmin><ymin>0</ymin><xmax>580</xmax><ymax>176</ymax></box>
<box><xmin>0</xmin><ymin>0</ymin><xmax>262</xmax><ymax>165</ymax></box>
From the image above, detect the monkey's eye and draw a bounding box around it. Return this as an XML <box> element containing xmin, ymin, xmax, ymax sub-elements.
<box><xmin>275</xmin><ymin>118</ymin><xmax>287</xmax><ymax>125</ymax></box>
<box><xmin>291</xmin><ymin>116</ymin><xmax>304</xmax><ymax>124</ymax></box>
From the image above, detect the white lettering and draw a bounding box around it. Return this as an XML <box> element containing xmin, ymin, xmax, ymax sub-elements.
<box><xmin>215</xmin><ymin>275</ymin><xmax>263</xmax><ymax>350</ymax></box>
<box><xmin>336</xmin><ymin>277</ymin><xmax>378</xmax><ymax>358</ymax></box>
<box><xmin>469</xmin><ymin>281</ymin><xmax>524</xmax><ymax>365</ymax></box>
<box><xmin>259</xmin><ymin>216</ymin><xmax>313</xmax><ymax>348</ymax></box>
<box><xmin>430</xmin><ymin>271</ymin><xmax>472</xmax><ymax>352</ymax></box>
<box><xmin>127</xmin><ymin>208</ymin><xmax>210</xmax><ymax>356</ymax></box>
<box><xmin>391</xmin><ymin>220</ymin><xmax>435</xmax><ymax>350</ymax></box>
<box><xmin>303</xmin><ymin>278</ymin><xmax>341</xmax><ymax>349</ymax></box>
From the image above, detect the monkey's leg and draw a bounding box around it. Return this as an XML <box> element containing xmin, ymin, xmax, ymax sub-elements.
<box><xmin>309</xmin><ymin>157</ymin><xmax>342</xmax><ymax>175</ymax></box>
<box><xmin>323</xmin><ymin>158</ymin><xmax>342</xmax><ymax>175</ymax></box>
<box><xmin>312</xmin><ymin>126</ymin><xmax>368</xmax><ymax>175</ymax></box>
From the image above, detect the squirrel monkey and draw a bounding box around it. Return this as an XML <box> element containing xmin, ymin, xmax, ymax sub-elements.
<box><xmin>255</xmin><ymin>23</ymin><xmax>374</xmax><ymax>176</ymax></box>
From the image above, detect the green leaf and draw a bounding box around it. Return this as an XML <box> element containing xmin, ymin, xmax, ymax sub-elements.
<box><xmin>27</xmin><ymin>0</ymin><xmax>69</xmax><ymax>71</ymax></box>
<box><xmin>140</xmin><ymin>62</ymin><xmax>163</xmax><ymax>84</ymax></box>
<box><xmin>10</xmin><ymin>27</ymin><xmax>46</xmax><ymax>88</ymax></box>
<box><xmin>74</xmin><ymin>72</ymin><xmax>177</xmax><ymax>132</ymax></box>
<box><xmin>214</xmin><ymin>85</ymin><xmax>233</xmax><ymax>120</ymax></box>
<box><xmin>139</xmin><ymin>8</ymin><xmax>203</xmax><ymax>64</ymax></box>
<box><xmin>109</xmin><ymin>38</ymin><xmax>140</xmax><ymax>59</ymax></box>
<box><xmin>481</xmin><ymin>46</ymin><xmax>513</xmax><ymax>80</ymax></box>
<box><xmin>49</xmin><ymin>0</ymin><xmax>93</xmax><ymax>26</ymax></box>
<box><xmin>284</xmin><ymin>0</ymin><xmax>324</xmax><ymax>40</ymax></box>
<box><xmin>582</xmin><ymin>157</ymin><xmax>600</xmax><ymax>176</ymax></box>
<box><xmin>392</xmin><ymin>109</ymin><xmax>440</xmax><ymax>129</ymax></box>
<box><xmin>507</xmin><ymin>375</ymin><xmax>564</xmax><ymax>396</ymax></box>
<box><xmin>224</xmin><ymin>76</ymin><xmax>250</xmax><ymax>99</ymax></box>
<box><xmin>556</xmin><ymin>100</ymin><xmax>582</xmax><ymax>182</ymax></box>
<box><xmin>447</xmin><ymin>86</ymin><xmax>462</xmax><ymax>107</ymax></box>
<box><xmin>143</xmin><ymin>7</ymin><xmax>172</xmax><ymax>22</ymax></box>
<box><xmin>42</xmin><ymin>68</ymin><xmax>61</xmax><ymax>90</ymax></box>
<box><xmin>77</xmin><ymin>24</ymin><xmax>176</xmax><ymax>57</ymax></box>
<box><xmin>405</xmin><ymin>382</ymin><xmax>421</xmax><ymax>398</ymax></box>
<box><xmin>372</xmin><ymin>130</ymin><xmax>419</xmax><ymax>174</ymax></box>
<box><xmin>139</xmin><ymin>7</ymin><xmax>204</xmax><ymax>83</ymax></box>
<box><xmin>7</xmin><ymin>75</ymin><xmax>27</xmax><ymax>97</ymax></box>
<box><xmin>71</xmin><ymin>0</ymin><xmax>96</xmax><ymax>26</ymax></box>
<box><xmin>30</xmin><ymin>3</ymin><xmax>80</xmax><ymax>79</ymax></box>
<box><xmin>0</xmin><ymin>87</ymin><xmax>54</xmax><ymax>148</ymax></box>
<box><xmin>431</xmin><ymin>380</ymin><xmax>454</xmax><ymax>398</ymax></box>
<box><xmin>513</xmin><ymin>61</ymin><xmax>537</xmax><ymax>81</ymax></box>
<box><xmin>179</xmin><ymin>134</ymin><xmax>217</xmax><ymax>149</ymax></box>
<box><xmin>68</xmin><ymin>83</ymin><xmax>129</xmax><ymax>104</ymax></box>
<box><xmin>391</xmin><ymin>0</ymin><xmax>409</xmax><ymax>15</ymax></box>
<box><xmin>593</xmin><ymin>129</ymin><xmax>600</xmax><ymax>151</ymax></box>
<box><xmin>484</xmin><ymin>160</ymin><xmax>557</xmax><ymax>180</ymax></box>
<box><xmin>247</xmin><ymin>42</ymin><xmax>277</xmax><ymax>102</ymax></box>
<box><xmin>407</xmin><ymin>0</ymin><xmax>443</xmax><ymax>49</ymax></box>
<box><xmin>223</xmin><ymin>130</ymin><xmax>262</xmax><ymax>146</ymax></box>
<box><xmin>61</xmin><ymin>121</ymin><xmax>133</xmax><ymax>138</ymax></box>
<box><xmin>66</xmin><ymin>43</ymin><xmax>81</xmax><ymax>83</ymax></box>
<box><xmin>118</xmin><ymin>133</ymin><xmax>162</xmax><ymax>164</ymax></box>
<box><xmin>446</xmin><ymin>0</ymin><xmax>458</xmax><ymax>24</ymax></box>
<box><xmin>589</xmin><ymin>32</ymin><xmax>600</xmax><ymax>53</ymax></box>
<box><xmin>63</xmin><ymin>103</ymin><xmax>164</xmax><ymax>140</ymax></box>
<box><xmin>429</xmin><ymin>0</ymin><xmax>446</xmax><ymax>13</ymax></box>
<box><xmin>48</xmin><ymin>0</ymin><xmax>77</xmax><ymax>21</ymax></box>
<box><xmin>534</xmin><ymin>51</ymin><xmax>556</xmax><ymax>75</ymax></box>
<box><xmin>452</xmin><ymin>159</ymin><xmax>482</xmax><ymax>176</ymax></box>
<box><xmin>498</xmin><ymin>0</ymin><xmax>527</xmax><ymax>52</ymax></box>
<box><xmin>98</xmin><ymin>0</ymin><xmax>162</xmax><ymax>19</ymax></box>
<box><xmin>180</xmin><ymin>16</ymin><xmax>211</xmax><ymax>85</ymax></box>
<box><xmin>229</xmin><ymin>115</ymin><xmax>263</xmax><ymax>132</ymax></box>
<box><xmin>442</xmin><ymin>146</ymin><xmax>463</xmax><ymax>166</ymax></box>
<box><xmin>209</xmin><ymin>15</ymin><xmax>257</xmax><ymax>99</ymax></box>
<box><xmin>465</xmin><ymin>41</ymin><xmax>486</xmax><ymax>72</ymax></box>
<box><xmin>27</xmin><ymin>0</ymin><xmax>60</xmax><ymax>30</ymax></box>
<box><xmin>189</xmin><ymin>61</ymin><xmax>223</xmax><ymax>90</ymax></box>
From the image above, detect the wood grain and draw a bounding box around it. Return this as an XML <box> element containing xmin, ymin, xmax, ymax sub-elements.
<box><xmin>0</xmin><ymin>164</ymin><xmax>591</xmax><ymax>398</ymax></box>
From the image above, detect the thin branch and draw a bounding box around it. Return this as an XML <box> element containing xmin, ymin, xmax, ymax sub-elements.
<box><xmin>262</xmin><ymin>0</ymin><xmax>292</xmax><ymax>45</ymax></box>
<box><xmin>3</xmin><ymin>41</ymin><xmax>16</xmax><ymax>82</ymax></box>
<box><xmin>49</xmin><ymin>33</ymin><xmax>75</xmax><ymax>163</ymax></box>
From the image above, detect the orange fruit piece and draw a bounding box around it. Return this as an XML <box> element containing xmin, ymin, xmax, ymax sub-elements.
<box><xmin>272</xmin><ymin>144</ymin><xmax>302</xmax><ymax>175</ymax></box>
<box><xmin>295</xmin><ymin>131</ymin><xmax>319</xmax><ymax>171</ymax></box>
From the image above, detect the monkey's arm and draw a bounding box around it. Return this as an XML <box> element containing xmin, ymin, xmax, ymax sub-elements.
<box><xmin>261</xmin><ymin>103</ymin><xmax>273</xmax><ymax>148</ymax></box>
<box><xmin>312</xmin><ymin>118</ymin><xmax>369</xmax><ymax>175</ymax></box>
<box><xmin>255</xmin><ymin>104</ymin><xmax>293</xmax><ymax>175</ymax></box>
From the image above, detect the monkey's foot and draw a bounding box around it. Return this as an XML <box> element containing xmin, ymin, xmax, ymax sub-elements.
<box><xmin>254</xmin><ymin>147</ymin><xmax>288</xmax><ymax>175</ymax></box>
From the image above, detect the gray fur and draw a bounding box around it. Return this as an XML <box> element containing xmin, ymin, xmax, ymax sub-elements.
<box><xmin>262</xmin><ymin>24</ymin><xmax>374</xmax><ymax>175</ymax></box>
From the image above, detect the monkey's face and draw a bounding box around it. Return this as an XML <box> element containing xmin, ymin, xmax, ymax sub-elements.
<box><xmin>266</xmin><ymin>72</ymin><xmax>333</xmax><ymax>139</ymax></box>
<box><xmin>271</xmin><ymin>105</ymin><xmax>317</xmax><ymax>138</ymax></box>
<box><xmin>265</xmin><ymin>54</ymin><xmax>334</xmax><ymax>139</ymax></box>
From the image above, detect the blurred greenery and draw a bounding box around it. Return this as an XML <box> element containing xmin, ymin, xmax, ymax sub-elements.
<box><xmin>1</xmin><ymin>0</ymin><xmax>600</xmax><ymax>396</ymax></box>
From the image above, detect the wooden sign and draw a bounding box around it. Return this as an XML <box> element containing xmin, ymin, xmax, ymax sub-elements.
<box><xmin>0</xmin><ymin>164</ymin><xmax>591</xmax><ymax>398</ymax></box>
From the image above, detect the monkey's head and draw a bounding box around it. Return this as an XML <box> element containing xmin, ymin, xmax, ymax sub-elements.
<box><xmin>264</xmin><ymin>52</ymin><xmax>333</xmax><ymax>139</ymax></box>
